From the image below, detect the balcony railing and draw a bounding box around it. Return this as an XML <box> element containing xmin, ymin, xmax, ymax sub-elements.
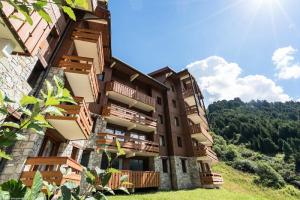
<box><xmin>185</xmin><ymin>105</ymin><xmax>208</xmax><ymax>128</ymax></box>
<box><xmin>102</xmin><ymin>104</ymin><xmax>157</xmax><ymax>132</ymax></box>
<box><xmin>20</xmin><ymin>157</ymin><xmax>83</xmax><ymax>187</ymax></box>
<box><xmin>105</xmin><ymin>81</ymin><xmax>155</xmax><ymax>111</ymax></box>
<box><xmin>46</xmin><ymin>97</ymin><xmax>93</xmax><ymax>140</ymax></box>
<box><xmin>182</xmin><ymin>88</ymin><xmax>194</xmax><ymax>99</ymax></box>
<box><xmin>190</xmin><ymin>124</ymin><xmax>213</xmax><ymax>144</ymax></box>
<box><xmin>97</xmin><ymin>133</ymin><xmax>159</xmax><ymax>156</ymax></box>
<box><xmin>59</xmin><ymin>55</ymin><xmax>99</xmax><ymax>102</ymax></box>
<box><xmin>72</xmin><ymin>28</ymin><xmax>104</xmax><ymax>74</ymax></box>
<box><xmin>193</xmin><ymin>146</ymin><xmax>218</xmax><ymax>162</ymax></box>
<box><xmin>108</xmin><ymin>170</ymin><xmax>160</xmax><ymax>189</ymax></box>
<box><xmin>199</xmin><ymin>173</ymin><xmax>223</xmax><ymax>186</ymax></box>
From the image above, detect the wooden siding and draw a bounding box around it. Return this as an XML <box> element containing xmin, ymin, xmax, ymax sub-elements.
<box><xmin>20</xmin><ymin>157</ymin><xmax>83</xmax><ymax>187</ymax></box>
<box><xmin>59</xmin><ymin>55</ymin><xmax>99</xmax><ymax>102</ymax></box>
<box><xmin>108</xmin><ymin>170</ymin><xmax>160</xmax><ymax>189</ymax></box>
<box><xmin>105</xmin><ymin>81</ymin><xmax>155</xmax><ymax>108</ymax></box>
<box><xmin>97</xmin><ymin>132</ymin><xmax>159</xmax><ymax>155</ymax></box>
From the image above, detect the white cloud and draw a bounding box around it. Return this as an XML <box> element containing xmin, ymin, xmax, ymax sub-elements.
<box><xmin>186</xmin><ymin>56</ymin><xmax>291</xmax><ymax>104</ymax></box>
<box><xmin>272</xmin><ymin>46</ymin><xmax>300</xmax><ymax>79</ymax></box>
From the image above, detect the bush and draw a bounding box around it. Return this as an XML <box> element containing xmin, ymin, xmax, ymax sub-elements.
<box><xmin>224</xmin><ymin>145</ymin><xmax>239</xmax><ymax>162</ymax></box>
<box><xmin>232</xmin><ymin>159</ymin><xmax>257</xmax><ymax>173</ymax></box>
<box><xmin>254</xmin><ymin>163</ymin><xmax>286</xmax><ymax>189</ymax></box>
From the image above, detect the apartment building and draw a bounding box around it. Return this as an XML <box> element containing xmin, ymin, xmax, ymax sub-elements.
<box><xmin>0</xmin><ymin>0</ymin><xmax>222</xmax><ymax>191</ymax></box>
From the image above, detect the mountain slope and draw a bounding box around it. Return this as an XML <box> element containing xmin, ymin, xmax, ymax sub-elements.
<box><xmin>110</xmin><ymin>163</ymin><xmax>300</xmax><ymax>200</ymax></box>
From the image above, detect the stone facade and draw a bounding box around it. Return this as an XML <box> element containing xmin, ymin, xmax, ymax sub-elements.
<box><xmin>0</xmin><ymin>54</ymin><xmax>38</xmax><ymax>111</ymax></box>
<box><xmin>154</xmin><ymin>156</ymin><xmax>172</xmax><ymax>190</ymax></box>
<box><xmin>170</xmin><ymin>156</ymin><xmax>201</xmax><ymax>190</ymax></box>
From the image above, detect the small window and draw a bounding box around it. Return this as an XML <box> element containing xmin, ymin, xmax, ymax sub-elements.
<box><xmin>172</xmin><ymin>100</ymin><xmax>176</xmax><ymax>108</ymax></box>
<box><xmin>71</xmin><ymin>146</ymin><xmax>79</xmax><ymax>160</ymax></box>
<box><xmin>162</xmin><ymin>158</ymin><xmax>168</xmax><ymax>173</ymax></box>
<box><xmin>174</xmin><ymin>117</ymin><xmax>180</xmax><ymax>126</ymax></box>
<box><xmin>98</xmin><ymin>72</ymin><xmax>105</xmax><ymax>81</ymax></box>
<box><xmin>80</xmin><ymin>149</ymin><xmax>92</xmax><ymax>167</ymax></box>
<box><xmin>157</xmin><ymin>96</ymin><xmax>162</xmax><ymax>105</ymax></box>
<box><xmin>158</xmin><ymin>114</ymin><xmax>163</xmax><ymax>124</ymax></box>
<box><xmin>159</xmin><ymin>135</ymin><xmax>165</xmax><ymax>146</ymax></box>
<box><xmin>181</xmin><ymin>159</ymin><xmax>187</xmax><ymax>173</ymax></box>
<box><xmin>177</xmin><ymin>136</ymin><xmax>182</xmax><ymax>147</ymax></box>
<box><xmin>171</xmin><ymin>85</ymin><xmax>175</xmax><ymax>92</ymax></box>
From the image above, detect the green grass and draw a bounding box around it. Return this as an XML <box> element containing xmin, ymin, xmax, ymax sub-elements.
<box><xmin>110</xmin><ymin>163</ymin><xmax>300</xmax><ymax>200</ymax></box>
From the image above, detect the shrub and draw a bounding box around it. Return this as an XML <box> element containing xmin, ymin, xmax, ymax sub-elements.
<box><xmin>254</xmin><ymin>163</ymin><xmax>286</xmax><ymax>189</ymax></box>
<box><xmin>224</xmin><ymin>145</ymin><xmax>239</xmax><ymax>162</ymax></box>
<box><xmin>232</xmin><ymin>159</ymin><xmax>257</xmax><ymax>173</ymax></box>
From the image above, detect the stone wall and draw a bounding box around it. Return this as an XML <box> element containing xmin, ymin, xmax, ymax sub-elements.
<box><xmin>0</xmin><ymin>54</ymin><xmax>38</xmax><ymax>110</ymax></box>
<box><xmin>154</xmin><ymin>156</ymin><xmax>172</xmax><ymax>190</ymax></box>
<box><xmin>170</xmin><ymin>156</ymin><xmax>201</xmax><ymax>190</ymax></box>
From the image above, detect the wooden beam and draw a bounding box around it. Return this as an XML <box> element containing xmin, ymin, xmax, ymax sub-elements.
<box><xmin>109</xmin><ymin>61</ymin><xmax>116</xmax><ymax>68</ymax></box>
<box><xmin>130</xmin><ymin>73</ymin><xmax>139</xmax><ymax>82</ymax></box>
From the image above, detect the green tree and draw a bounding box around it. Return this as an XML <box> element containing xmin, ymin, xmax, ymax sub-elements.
<box><xmin>282</xmin><ymin>141</ymin><xmax>293</xmax><ymax>161</ymax></box>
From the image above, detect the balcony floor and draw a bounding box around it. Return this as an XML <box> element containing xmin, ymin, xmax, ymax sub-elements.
<box><xmin>184</xmin><ymin>96</ymin><xmax>196</xmax><ymax>106</ymax></box>
<box><xmin>191</xmin><ymin>133</ymin><xmax>212</xmax><ymax>145</ymax></box>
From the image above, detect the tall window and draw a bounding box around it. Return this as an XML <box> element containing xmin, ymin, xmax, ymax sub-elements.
<box><xmin>158</xmin><ymin>114</ymin><xmax>164</xmax><ymax>124</ymax></box>
<box><xmin>159</xmin><ymin>135</ymin><xmax>165</xmax><ymax>146</ymax></box>
<box><xmin>174</xmin><ymin>117</ymin><xmax>180</xmax><ymax>126</ymax></box>
<box><xmin>157</xmin><ymin>96</ymin><xmax>162</xmax><ymax>105</ymax></box>
<box><xmin>177</xmin><ymin>136</ymin><xmax>182</xmax><ymax>147</ymax></box>
<box><xmin>181</xmin><ymin>159</ymin><xmax>187</xmax><ymax>173</ymax></box>
<box><xmin>172</xmin><ymin>100</ymin><xmax>177</xmax><ymax>108</ymax></box>
<box><xmin>171</xmin><ymin>85</ymin><xmax>175</xmax><ymax>92</ymax></box>
<box><xmin>162</xmin><ymin>158</ymin><xmax>168</xmax><ymax>173</ymax></box>
<box><xmin>80</xmin><ymin>149</ymin><xmax>92</xmax><ymax>167</ymax></box>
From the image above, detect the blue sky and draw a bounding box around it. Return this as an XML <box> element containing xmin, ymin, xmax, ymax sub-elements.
<box><xmin>109</xmin><ymin>0</ymin><xmax>300</xmax><ymax>104</ymax></box>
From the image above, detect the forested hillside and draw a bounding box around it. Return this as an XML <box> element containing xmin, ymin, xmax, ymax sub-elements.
<box><xmin>207</xmin><ymin>98</ymin><xmax>300</xmax><ymax>188</ymax></box>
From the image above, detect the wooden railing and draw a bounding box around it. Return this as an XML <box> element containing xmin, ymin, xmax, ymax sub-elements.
<box><xmin>193</xmin><ymin>146</ymin><xmax>218</xmax><ymax>162</ymax></box>
<box><xmin>102</xmin><ymin>104</ymin><xmax>157</xmax><ymax>128</ymax></box>
<box><xmin>186</xmin><ymin>105</ymin><xmax>208</xmax><ymax>127</ymax></box>
<box><xmin>200</xmin><ymin>172</ymin><xmax>223</xmax><ymax>185</ymax></box>
<box><xmin>190</xmin><ymin>124</ymin><xmax>213</xmax><ymax>143</ymax></box>
<box><xmin>108</xmin><ymin>170</ymin><xmax>160</xmax><ymax>189</ymax></box>
<box><xmin>59</xmin><ymin>55</ymin><xmax>99</xmax><ymax>102</ymax></box>
<box><xmin>97</xmin><ymin>133</ymin><xmax>159</xmax><ymax>154</ymax></box>
<box><xmin>72</xmin><ymin>28</ymin><xmax>104</xmax><ymax>73</ymax></box>
<box><xmin>20</xmin><ymin>157</ymin><xmax>83</xmax><ymax>187</ymax></box>
<box><xmin>48</xmin><ymin>97</ymin><xmax>93</xmax><ymax>139</ymax></box>
<box><xmin>106</xmin><ymin>81</ymin><xmax>155</xmax><ymax>108</ymax></box>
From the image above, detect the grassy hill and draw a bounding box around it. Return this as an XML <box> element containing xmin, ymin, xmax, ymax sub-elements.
<box><xmin>110</xmin><ymin>163</ymin><xmax>300</xmax><ymax>200</ymax></box>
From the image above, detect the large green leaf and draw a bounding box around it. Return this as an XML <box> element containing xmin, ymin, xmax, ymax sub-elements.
<box><xmin>0</xmin><ymin>179</ymin><xmax>27</xmax><ymax>198</ymax></box>
<box><xmin>0</xmin><ymin>189</ymin><xmax>10</xmax><ymax>200</ymax></box>
<box><xmin>0</xmin><ymin>150</ymin><xmax>12</xmax><ymax>160</ymax></box>
<box><xmin>116</xmin><ymin>139</ymin><xmax>125</xmax><ymax>156</ymax></box>
<box><xmin>62</xmin><ymin>6</ymin><xmax>76</xmax><ymax>21</ymax></box>
<box><xmin>24</xmin><ymin>171</ymin><xmax>44</xmax><ymax>200</ymax></box>
<box><xmin>20</xmin><ymin>96</ymin><xmax>38</xmax><ymax>106</ymax></box>
<box><xmin>46</xmin><ymin>80</ymin><xmax>53</xmax><ymax>98</ymax></box>
<box><xmin>61</xmin><ymin>185</ymin><xmax>71</xmax><ymax>200</ymax></box>
<box><xmin>42</xmin><ymin>106</ymin><xmax>65</xmax><ymax>116</ymax></box>
<box><xmin>117</xmin><ymin>186</ymin><xmax>130</xmax><ymax>194</ymax></box>
<box><xmin>101</xmin><ymin>173</ymin><xmax>112</xmax><ymax>187</ymax></box>
<box><xmin>45</xmin><ymin>97</ymin><xmax>60</xmax><ymax>106</ymax></box>
<box><xmin>1</xmin><ymin>122</ymin><xmax>20</xmax><ymax>129</ymax></box>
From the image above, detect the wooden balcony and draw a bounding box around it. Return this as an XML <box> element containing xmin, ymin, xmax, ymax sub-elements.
<box><xmin>59</xmin><ymin>56</ymin><xmax>99</xmax><ymax>102</ymax></box>
<box><xmin>97</xmin><ymin>133</ymin><xmax>159</xmax><ymax>156</ymax></box>
<box><xmin>20</xmin><ymin>157</ymin><xmax>83</xmax><ymax>187</ymax></box>
<box><xmin>190</xmin><ymin>124</ymin><xmax>212</xmax><ymax>145</ymax></box>
<box><xmin>72</xmin><ymin>28</ymin><xmax>104</xmax><ymax>74</ymax></box>
<box><xmin>46</xmin><ymin>97</ymin><xmax>93</xmax><ymax>140</ymax></box>
<box><xmin>185</xmin><ymin>105</ymin><xmax>208</xmax><ymax>128</ymax></box>
<box><xmin>193</xmin><ymin>146</ymin><xmax>218</xmax><ymax>163</ymax></box>
<box><xmin>108</xmin><ymin>170</ymin><xmax>160</xmax><ymax>189</ymax></box>
<box><xmin>105</xmin><ymin>81</ymin><xmax>155</xmax><ymax>112</ymax></box>
<box><xmin>182</xmin><ymin>88</ymin><xmax>196</xmax><ymax>106</ymax></box>
<box><xmin>102</xmin><ymin>104</ymin><xmax>157</xmax><ymax>132</ymax></box>
<box><xmin>200</xmin><ymin>173</ymin><xmax>223</xmax><ymax>187</ymax></box>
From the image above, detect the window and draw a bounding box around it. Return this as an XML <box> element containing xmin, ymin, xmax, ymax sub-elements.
<box><xmin>174</xmin><ymin>117</ymin><xmax>180</xmax><ymax>126</ymax></box>
<box><xmin>171</xmin><ymin>85</ymin><xmax>175</xmax><ymax>92</ymax></box>
<box><xmin>98</xmin><ymin>72</ymin><xmax>105</xmax><ymax>81</ymax></box>
<box><xmin>177</xmin><ymin>136</ymin><xmax>182</xmax><ymax>147</ymax></box>
<box><xmin>80</xmin><ymin>149</ymin><xmax>92</xmax><ymax>167</ymax></box>
<box><xmin>129</xmin><ymin>159</ymin><xmax>144</xmax><ymax>171</ymax></box>
<box><xmin>159</xmin><ymin>135</ymin><xmax>165</xmax><ymax>146</ymax></box>
<box><xmin>181</xmin><ymin>159</ymin><xmax>187</xmax><ymax>173</ymax></box>
<box><xmin>162</xmin><ymin>158</ymin><xmax>168</xmax><ymax>173</ymax></box>
<box><xmin>27</xmin><ymin>61</ymin><xmax>45</xmax><ymax>88</ymax></box>
<box><xmin>157</xmin><ymin>96</ymin><xmax>162</xmax><ymax>105</ymax></box>
<box><xmin>172</xmin><ymin>100</ymin><xmax>177</xmax><ymax>108</ymax></box>
<box><xmin>158</xmin><ymin>114</ymin><xmax>163</xmax><ymax>124</ymax></box>
<box><xmin>71</xmin><ymin>146</ymin><xmax>79</xmax><ymax>160</ymax></box>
